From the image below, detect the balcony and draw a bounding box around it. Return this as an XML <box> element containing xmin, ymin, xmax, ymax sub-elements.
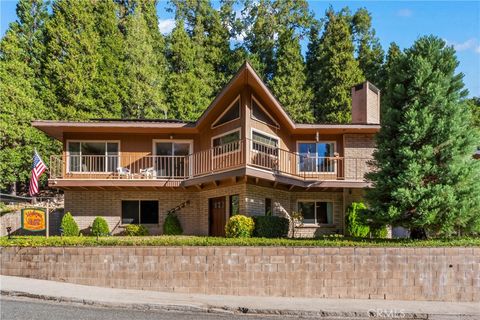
<box><xmin>49</xmin><ymin>139</ymin><xmax>373</xmax><ymax>186</ymax></box>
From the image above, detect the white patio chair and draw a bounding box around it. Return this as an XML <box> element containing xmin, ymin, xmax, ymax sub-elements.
<box><xmin>140</xmin><ymin>167</ymin><xmax>157</xmax><ymax>179</ymax></box>
<box><xmin>116</xmin><ymin>167</ymin><xmax>131</xmax><ymax>179</ymax></box>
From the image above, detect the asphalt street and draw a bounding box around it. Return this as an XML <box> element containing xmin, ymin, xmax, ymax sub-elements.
<box><xmin>0</xmin><ymin>297</ymin><xmax>304</xmax><ymax>320</ymax></box>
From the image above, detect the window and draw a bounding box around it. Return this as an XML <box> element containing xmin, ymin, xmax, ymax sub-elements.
<box><xmin>121</xmin><ymin>200</ymin><xmax>159</xmax><ymax>224</ymax></box>
<box><xmin>229</xmin><ymin>194</ymin><xmax>239</xmax><ymax>216</ymax></box>
<box><xmin>251</xmin><ymin>96</ymin><xmax>279</xmax><ymax>128</ymax></box>
<box><xmin>297</xmin><ymin>201</ymin><xmax>333</xmax><ymax>225</ymax></box>
<box><xmin>298</xmin><ymin>142</ymin><xmax>335</xmax><ymax>173</ymax></box>
<box><xmin>67</xmin><ymin>141</ymin><xmax>119</xmax><ymax>172</ymax></box>
<box><xmin>212</xmin><ymin>97</ymin><xmax>240</xmax><ymax>128</ymax></box>
<box><xmin>265</xmin><ymin>198</ymin><xmax>272</xmax><ymax>215</ymax></box>
<box><xmin>154</xmin><ymin>141</ymin><xmax>191</xmax><ymax>177</ymax></box>
<box><xmin>212</xmin><ymin>130</ymin><xmax>240</xmax><ymax>156</ymax></box>
<box><xmin>252</xmin><ymin>131</ymin><xmax>278</xmax><ymax>156</ymax></box>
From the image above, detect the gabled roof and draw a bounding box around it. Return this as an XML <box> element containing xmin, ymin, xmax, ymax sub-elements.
<box><xmin>32</xmin><ymin>61</ymin><xmax>380</xmax><ymax>140</ymax></box>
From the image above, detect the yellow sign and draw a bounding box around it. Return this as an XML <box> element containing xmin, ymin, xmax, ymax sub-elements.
<box><xmin>21</xmin><ymin>208</ymin><xmax>46</xmax><ymax>232</ymax></box>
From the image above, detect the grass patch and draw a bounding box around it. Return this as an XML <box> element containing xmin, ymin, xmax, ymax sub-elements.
<box><xmin>0</xmin><ymin>235</ymin><xmax>479</xmax><ymax>247</ymax></box>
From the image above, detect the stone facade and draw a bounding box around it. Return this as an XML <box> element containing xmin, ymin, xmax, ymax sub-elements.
<box><xmin>1</xmin><ymin>246</ymin><xmax>478</xmax><ymax>302</ymax></box>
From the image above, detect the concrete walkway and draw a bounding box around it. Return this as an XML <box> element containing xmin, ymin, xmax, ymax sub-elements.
<box><xmin>1</xmin><ymin>276</ymin><xmax>479</xmax><ymax>319</ymax></box>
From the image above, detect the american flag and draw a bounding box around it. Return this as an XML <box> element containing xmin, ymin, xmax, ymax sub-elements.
<box><xmin>29</xmin><ymin>150</ymin><xmax>47</xmax><ymax>196</ymax></box>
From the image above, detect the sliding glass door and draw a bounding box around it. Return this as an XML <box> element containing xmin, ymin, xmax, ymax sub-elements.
<box><xmin>154</xmin><ymin>141</ymin><xmax>191</xmax><ymax>177</ymax></box>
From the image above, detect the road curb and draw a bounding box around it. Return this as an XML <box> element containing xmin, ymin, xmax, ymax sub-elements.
<box><xmin>0</xmin><ymin>290</ymin><xmax>438</xmax><ymax>319</ymax></box>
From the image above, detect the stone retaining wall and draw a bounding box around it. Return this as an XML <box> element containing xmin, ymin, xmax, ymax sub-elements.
<box><xmin>1</xmin><ymin>246</ymin><xmax>478</xmax><ymax>302</ymax></box>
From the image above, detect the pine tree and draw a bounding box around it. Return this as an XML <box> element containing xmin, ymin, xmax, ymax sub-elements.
<box><xmin>0</xmin><ymin>1</ymin><xmax>58</xmax><ymax>192</ymax></box>
<box><xmin>314</xmin><ymin>8</ymin><xmax>364</xmax><ymax>123</ymax></box>
<box><xmin>352</xmin><ymin>8</ymin><xmax>384</xmax><ymax>87</ymax></box>
<box><xmin>305</xmin><ymin>21</ymin><xmax>322</xmax><ymax>111</ymax></box>
<box><xmin>44</xmin><ymin>0</ymin><xmax>102</xmax><ymax>120</ymax></box>
<box><xmin>92</xmin><ymin>0</ymin><xmax>124</xmax><ymax>118</ymax></box>
<box><xmin>122</xmin><ymin>6</ymin><xmax>167</xmax><ymax>118</ymax></box>
<box><xmin>269</xmin><ymin>29</ymin><xmax>313</xmax><ymax>123</ymax></box>
<box><xmin>366</xmin><ymin>36</ymin><xmax>480</xmax><ymax>238</ymax></box>
<box><xmin>166</xmin><ymin>19</ymin><xmax>214</xmax><ymax>120</ymax></box>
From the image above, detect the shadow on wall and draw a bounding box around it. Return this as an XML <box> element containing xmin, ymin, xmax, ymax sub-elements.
<box><xmin>0</xmin><ymin>208</ymin><xmax>64</xmax><ymax>236</ymax></box>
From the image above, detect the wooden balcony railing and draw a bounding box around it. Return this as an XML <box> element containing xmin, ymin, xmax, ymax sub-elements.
<box><xmin>50</xmin><ymin>139</ymin><xmax>372</xmax><ymax>182</ymax></box>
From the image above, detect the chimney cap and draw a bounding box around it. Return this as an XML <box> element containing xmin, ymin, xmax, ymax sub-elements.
<box><xmin>353</xmin><ymin>81</ymin><xmax>380</xmax><ymax>94</ymax></box>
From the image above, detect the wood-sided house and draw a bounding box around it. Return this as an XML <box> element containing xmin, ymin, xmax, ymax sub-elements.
<box><xmin>33</xmin><ymin>62</ymin><xmax>381</xmax><ymax>237</ymax></box>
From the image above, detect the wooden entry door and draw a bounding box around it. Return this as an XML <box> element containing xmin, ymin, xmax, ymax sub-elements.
<box><xmin>209</xmin><ymin>196</ymin><xmax>226</xmax><ymax>237</ymax></box>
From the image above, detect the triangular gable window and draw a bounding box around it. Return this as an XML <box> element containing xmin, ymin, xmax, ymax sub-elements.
<box><xmin>251</xmin><ymin>96</ymin><xmax>279</xmax><ymax>128</ymax></box>
<box><xmin>212</xmin><ymin>96</ymin><xmax>240</xmax><ymax>128</ymax></box>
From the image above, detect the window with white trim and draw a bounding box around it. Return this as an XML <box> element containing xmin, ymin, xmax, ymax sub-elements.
<box><xmin>252</xmin><ymin>131</ymin><xmax>278</xmax><ymax>156</ymax></box>
<box><xmin>212</xmin><ymin>130</ymin><xmax>240</xmax><ymax>156</ymax></box>
<box><xmin>67</xmin><ymin>141</ymin><xmax>119</xmax><ymax>172</ymax></box>
<box><xmin>298</xmin><ymin>142</ymin><xmax>335</xmax><ymax>173</ymax></box>
<box><xmin>297</xmin><ymin>201</ymin><xmax>333</xmax><ymax>225</ymax></box>
<box><xmin>212</xmin><ymin>97</ymin><xmax>240</xmax><ymax>128</ymax></box>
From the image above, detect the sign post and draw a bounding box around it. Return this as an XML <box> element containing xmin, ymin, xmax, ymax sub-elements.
<box><xmin>46</xmin><ymin>200</ymin><xmax>49</xmax><ymax>238</ymax></box>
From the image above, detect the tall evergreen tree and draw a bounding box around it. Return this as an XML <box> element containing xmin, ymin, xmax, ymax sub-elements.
<box><xmin>352</xmin><ymin>8</ymin><xmax>384</xmax><ymax>87</ymax></box>
<box><xmin>0</xmin><ymin>0</ymin><xmax>58</xmax><ymax>192</ymax></box>
<box><xmin>92</xmin><ymin>0</ymin><xmax>124</xmax><ymax>118</ymax></box>
<box><xmin>269</xmin><ymin>29</ymin><xmax>313</xmax><ymax>123</ymax></box>
<box><xmin>44</xmin><ymin>0</ymin><xmax>103</xmax><ymax>120</ymax></box>
<box><xmin>122</xmin><ymin>7</ymin><xmax>167</xmax><ymax>118</ymax></box>
<box><xmin>166</xmin><ymin>18</ymin><xmax>214</xmax><ymax>120</ymax></box>
<box><xmin>366</xmin><ymin>36</ymin><xmax>480</xmax><ymax>238</ymax></box>
<box><xmin>313</xmin><ymin>8</ymin><xmax>364</xmax><ymax>123</ymax></box>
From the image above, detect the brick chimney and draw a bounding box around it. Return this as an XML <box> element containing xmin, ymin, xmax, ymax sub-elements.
<box><xmin>351</xmin><ymin>81</ymin><xmax>380</xmax><ymax>124</ymax></box>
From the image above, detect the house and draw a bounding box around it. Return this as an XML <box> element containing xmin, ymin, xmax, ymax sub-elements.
<box><xmin>32</xmin><ymin>62</ymin><xmax>381</xmax><ymax>237</ymax></box>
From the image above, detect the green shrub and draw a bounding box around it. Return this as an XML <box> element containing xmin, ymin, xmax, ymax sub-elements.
<box><xmin>225</xmin><ymin>215</ymin><xmax>254</xmax><ymax>238</ymax></box>
<box><xmin>345</xmin><ymin>202</ymin><xmax>370</xmax><ymax>238</ymax></box>
<box><xmin>125</xmin><ymin>224</ymin><xmax>149</xmax><ymax>236</ymax></box>
<box><xmin>61</xmin><ymin>212</ymin><xmax>79</xmax><ymax>236</ymax></box>
<box><xmin>253</xmin><ymin>216</ymin><xmax>289</xmax><ymax>238</ymax></box>
<box><xmin>371</xmin><ymin>225</ymin><xmax>388</xmax><ymax>238</ymax></box>
<box><xmin>91</xmin><ymin>217</ymin><xmax>110</xmax><ymax>236</ymax></box>
<box><xmin>163</xmin><ymin>212</ymin><xmax>183</xmax><ymax>235</ymax></box>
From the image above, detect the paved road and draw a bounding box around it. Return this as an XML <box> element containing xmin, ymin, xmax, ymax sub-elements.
<box><xmin>0</xmin><ymin>297</ymin><xmax>302</xmax><ymax>320</ymax></box>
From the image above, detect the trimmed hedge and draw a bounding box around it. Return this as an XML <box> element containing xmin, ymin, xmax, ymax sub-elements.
<box><xmin>163</xmin><ymin>212</ymin><xmax>183</xmax><ymax>235</ymax></box>
<box><xmin>253</xmin><ymin>216</ymin><xmax>289</xmax><ymax>238</ymax></box>
<box><xmin>60</xmin><ymin>212</ymin><xmax>79</xmax><ymax>236</ymax></box>
<box><xmin>91</xmin><ymin>217</ymin><xmax>109</xmax><ymax>236</ymax></box>
<box><xmin>1</xmin><ymin>235</ymin><xmax>479</xmax><ymax>247</ymax></box>
<box><xmin>125</xmin><ymin>224</ymin><xmax>149</xmax><ymax>236</ymax></box>
<box><xmin>225</xmin><ymin>215</ymin><xmax>254</xmax><ymax>238</ymax></box>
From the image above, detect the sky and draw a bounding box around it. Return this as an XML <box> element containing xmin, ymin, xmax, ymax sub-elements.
<box><xmin>1</xmin><ymin>0</ymin><xmax>479</xmax><ymax>97</ymax></box>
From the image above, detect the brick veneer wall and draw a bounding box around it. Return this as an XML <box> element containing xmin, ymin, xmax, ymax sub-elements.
<box><xmin>245</xmin><ymin>185</ymin><xmax>345</xmax><ymax>237</ymax></box>
<box><xmin>1</xmin><ymin>246</ymin><xmax>478</xmax><ymax>302</ymax></box>
<box><xmin>344</xmin><ymin>134</ymin><xmax>376</xmax><ymax>181</ymax></box>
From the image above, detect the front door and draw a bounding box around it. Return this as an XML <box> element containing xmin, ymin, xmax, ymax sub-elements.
<box><xmin>209</xmin><ymin>196</ymin><xmax>226</xmax><ymax>237</ymax></box>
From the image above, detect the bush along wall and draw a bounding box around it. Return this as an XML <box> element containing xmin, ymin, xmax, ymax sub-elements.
<box><xmin>253</xmin><ymin>216</ymin><xmax>289</xmax><ymax>238</ymax></box>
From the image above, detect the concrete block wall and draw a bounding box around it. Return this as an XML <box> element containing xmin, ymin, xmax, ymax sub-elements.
<box><xmin>1</xmin><ymin>246</ymin><xmax>478</xmax><ymax>302</ymax></box>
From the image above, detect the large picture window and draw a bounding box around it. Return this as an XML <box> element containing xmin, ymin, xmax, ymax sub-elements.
<box><xmin>297</xmin><ymin>201</ymin><xmax>333</xmax><ymax>225</ymax></box>
<box><xmin>252</xmin><ymin>131</ymin><xmax>278</xmax><ymax>156</ymax></box>
<box><xmin>298</xmin><ymin>142</ymin><xmax>335</xmax><ymax>173</ymax></box>
<box><xmin>212</xmin><ymin>130</ymin><xmax>241</xmax><ymax>156</ymax></box>
<box><xmin>67</xmin><ymin>141</ymin><xmax>119</xmax><ymax>172</ymax></box>
<box><xmin>121</xmin><ymin>200</ymin><xmax>159</xmax><ymax>224</ymax></box>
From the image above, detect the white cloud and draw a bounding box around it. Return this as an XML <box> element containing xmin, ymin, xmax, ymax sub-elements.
<box><xmin>446</xmin><ymin>38</ymin><xmax>480</xmax><ymax>54</ymax></box>
<box><xmin>158</xmin><ymin>18</ymin><xmax>175</xmax><ymax>34</ymax></box>
<box><xmin>397</xmin><ymin>9</ymin><xmax>413</xmax><ymax>18</ymax></box>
